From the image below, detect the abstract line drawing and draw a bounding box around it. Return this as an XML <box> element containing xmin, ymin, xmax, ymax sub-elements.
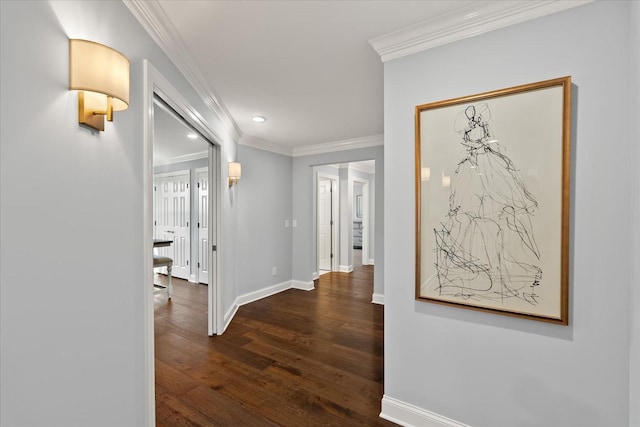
<box><xmin>416</xmin><ymin>77</ymin><xmax>570</xmax><ymax>323</ymax></box>
<box><xmin>432</xmin><ymin>104</ymin><xmax>543</xmax><ymax>306</ymax></box>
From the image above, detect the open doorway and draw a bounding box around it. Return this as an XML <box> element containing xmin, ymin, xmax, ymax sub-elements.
<box><xmin>314</xmin><ymin>160</ymin><xmax>375</xmax><ymax>277</ymax></box>
<box><xmin>150</xmin><ymin>92</ymin><xmax>220</xmax><ymax>333</ymax></box>
<box><xmin>153</xmin><ymin>97</ymin><xmax>210</xmax><ymax>285</ymax></box>
<box><xmin>142</xmin><ymin>61</ymin><xmax>223</xmax><ymax>424</ymax></box>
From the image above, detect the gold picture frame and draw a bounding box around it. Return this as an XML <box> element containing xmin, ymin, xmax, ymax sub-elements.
<box><xmin>415</xmin><ymin>76</ymin><xmax>571</xmax><ymax>324</ymax></box>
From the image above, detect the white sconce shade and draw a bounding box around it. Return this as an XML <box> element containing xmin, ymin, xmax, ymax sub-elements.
<box><xmin>228</xmin><ymin>162</ymin><xmax>242</xmax><ymax>187</ymax></box>
<box><xmin>69</xmin><ymin>39</ymin><xmax>130</xmax><ymax>131</ymax></box>
<box><xmin>421</xmin><ymin>167</ymin><xmax>431</xmax><ymax>182</ymax></box>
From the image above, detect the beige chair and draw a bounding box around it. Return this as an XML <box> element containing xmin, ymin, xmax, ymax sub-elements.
<box><xmin>153</xmin><ymin>255</ymin><xmax>173</xmax><ymax>299</ymax></box>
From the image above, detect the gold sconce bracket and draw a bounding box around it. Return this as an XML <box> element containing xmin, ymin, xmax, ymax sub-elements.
<box><xmin>78</xmin><ymin>92</ymin><xmax>115</xmax><ymax>132</ymax></box>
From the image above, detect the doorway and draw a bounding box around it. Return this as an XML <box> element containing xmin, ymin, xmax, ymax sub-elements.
<box><xmin>317</xmin><ymin>173</ymin><xmax>338</xmax><ymax>274</ymax></box>
<box><xmin>314</xmin><ymin>160</ymin><xmax>375</xmax><ymax>278</ymax></box>
<box><xmin>142</xmin><ymin>61</ymin><xmax>223</xmax><ymax>424</ymax></box>
<box><xmin>352</xmin><ymin>178</ymin><xmax>370</xmax><ymax>267</ymax></box>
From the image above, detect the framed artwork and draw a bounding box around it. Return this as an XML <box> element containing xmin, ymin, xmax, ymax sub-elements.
<box><xmin>415</xmin><ymin>76</ymin><xmax>571</xmax><ymax>324</ymax></box>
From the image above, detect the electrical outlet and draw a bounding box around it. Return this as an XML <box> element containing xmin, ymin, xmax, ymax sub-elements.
<box><xmin>272</xmin><ymin>267</ymin><xmax>277</xmax><ymax>276</ymax></box>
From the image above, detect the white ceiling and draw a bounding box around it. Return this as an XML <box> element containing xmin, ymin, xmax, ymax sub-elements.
<box><xmin>153</xmin><ymin>99</ymin><xmax>208</xmax><ymax>165</ymax></box>
<box><xmin>138</xmin><ymin>0</ymin><xmax>589</xmax><ymax>158</ymax></box>
<box><xmin>149</xmin><ymin>0</ymin><xmax>477</xmax><ymax>151</ymax></box>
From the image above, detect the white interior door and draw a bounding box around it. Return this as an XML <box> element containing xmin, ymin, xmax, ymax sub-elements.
<box><xmin>208</xmin><ymin>145</ymin><xmax>219</xmax><ymax>336</ymax></box>
<box><xmin>318</xmin><ymin>177</ymin><xmax>333</xmax><ymax>271</ymax></box>
<box><xmin>154</xmin><ymin>171</ymin><xmax>190</xmax><ymax>280</ymax></box>
<box><xmin>196</xmin><ymin>168</ymin><xmax>209</xmax><ymax>285</ymax></box>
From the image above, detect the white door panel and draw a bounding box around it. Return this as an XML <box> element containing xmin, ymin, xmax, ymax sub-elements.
<box><xmin>197</xmin><ymin>169</ymin><xmax>209</xmax><ymax>284</ymax></box>
<box><xmin>318</xmin><ymin>178</ymin><xmax>333</xmax><ymax>271</ymax></box>
<box><xmin>154</xmin><ymin>171</ymin><xmax>190</xmax><ymax>280</ymax></box>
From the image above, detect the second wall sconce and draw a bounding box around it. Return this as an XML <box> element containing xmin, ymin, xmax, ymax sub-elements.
<box><xmin>69</xmin><ymin>39</ymin><xmax>130</xmax><ymax>132</ymax></box>
<box><xmin>228</xmin><ymin>162</ymin><xmax>242</xmax><ymax>187</ymax></box>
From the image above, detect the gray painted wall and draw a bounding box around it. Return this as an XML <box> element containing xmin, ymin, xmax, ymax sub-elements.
<box><xmin>292</xmin><ymin>146</ymin><xmax>384</xmax><ymax>297</ymax></box>
<box><xmin>0</xmin><ymin>1</ymin><xmax>240</xmax><ymax>425</ymax></box>
<box><xmin>630</xmin><ymin>2</ymin><xmax>640</xmax><ymax>425</ymax></box>
<box><xmin>383</xmin><ymin>2</ymin><xmax>637</xmax><ymax>426</ymax></box>
<box><xmin>237</xmin><ymin>144</ymin><xmax>293</xmax><ymax>294</ymax></box>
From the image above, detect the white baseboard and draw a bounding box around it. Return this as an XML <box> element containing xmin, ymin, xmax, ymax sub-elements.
<box><xmin>222</xmin><ymin>302</ymin><xmax>239</xmax><ymax>334</ymax></box>
<box><xmin>292</xmin><ymin>280</ymin><xmax>315</xmax><ymax>291</ymax></box>
<box><xmin>237</xmin><ymin>280</ymin><xmax>292</xmax><ymax>306</ymax></box>
<box><xmin>312</xmin><ymin>271</ymin><xmax>319</xmax><ymax>280</ymax></box>
<box><xmin>368</xmin><ymin>258</ymin><xmax>375</xmax><ymax>265</ymax></box>
<box><xmin>222</xmin><ymin>280</ymin><xmax>314</xmax><ymax>333</ymax></box>
<box><xmin>188</xmin><ymin>274</ymin><xmax>197</xmax><ymax>283</ymax></box>
<box><xmin>372</xmin><ymin>293</ymin><xmax>385</xmax><ymax>305</ymax></box>
<box><xmin>339</xmin><ymin>264</ymin><xmax>353</xmax><ymax>273</ymax></box>
<box><xmin>380</xmin><ymin>396</ymin><xmax>470</xmax><ymax>427</ymax></box>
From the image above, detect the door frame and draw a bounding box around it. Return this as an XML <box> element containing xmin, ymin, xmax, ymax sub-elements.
<box><xmin>142</xmin><ymin>60</ymin><xmax>222</xmax><ymax>426</ymax></box>
<box><xmin>352</xmin><ymin>177</ymin><xmax>370</xmax><ymax>265</ymax></box>
<box><xmin>316</xmin><ymin>172</ymin><xmax>339</xmax><ymax>275</ymax></box>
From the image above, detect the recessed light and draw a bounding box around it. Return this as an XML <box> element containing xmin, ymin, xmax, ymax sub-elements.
<box><xmin>252</xmin><ymin>116</ymin><xmax>266</xmax><ymax>123</ymax></box>
<box><xmin>187</xmin><ymin>133</ymin><xmax>198</xmax><ymax>139</ymax></box>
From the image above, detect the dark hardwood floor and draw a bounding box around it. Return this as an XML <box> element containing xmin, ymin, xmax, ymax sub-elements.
<box><xmin>154</xmin><ymin>252</ymin><xmax>395</xmax><ymax>426</ymax></box>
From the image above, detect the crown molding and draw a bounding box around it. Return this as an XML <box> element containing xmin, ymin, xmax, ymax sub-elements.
<box><xmin>292</xmin><ymin>134</ymin><xmax>384</xmax><ymax>158</ymax></box>
<box><xmin>153</xmin><ymin>150</ymin><xmax>208</xmax><ymax>167</ymax></box>
<box><xmin>123</xmin><ymin>0</ymin><xmax>241</xmax><ymax>142</ymax></box>
<box><xmin>239</xmin><ymin>135</ymin><xmax>293</xmax><ymax>157</ymax></box>
<box><xmin>350</xmin><ymin>161</ymin><xmax>376</xmax><ymax>175</ymax></box>
<box><xmin>369</xmin><ymin>0</ymin><xmax>593</xmax><ymax>62</ymax></box>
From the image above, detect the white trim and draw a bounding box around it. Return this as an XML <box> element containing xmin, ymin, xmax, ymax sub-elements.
<box><xmin>317</xmin><ymin>172</ymin><xmax>340</xmax><ymax>273</ymax></box>
<box><xmin>153</xmin><ymin>169</ymin><xmax>189</xmax><ymax>179</ymax></box>
<box><xmin>142</xmin><ymin>60</ymin><xmax>224</xmax><ymax>426</ymax></box>
<box><xmin>236</xmin><ymin>281</ymin><xmax>292</xmax><ymax>306</ymax></box>
<box><xmin>293</xmin><ymin>134</ymin><xmax>383</xmax><ymax>157</ymax></box>
<box><xmin>221</xmin><ymin>280</ymin><xmax>315</xmax><ymax>334</ymax></box>
<box><xmin>291</xmin><ymin>280</ymin><xmax>315</xmax><ymax>291</ymax></box>
<box><xmin>368</xmin><ymin>259</ymin><xmax>375</xmax><ymax>265</ymax></box>
<box><xmin>239</xmin><ymin>134</ymin><xmax>293</xmax><ymax>157</ymax></box>
<box><xmin>141</xmin><ymin>61</ymin><xmax>156</xmax><ymax>427</ymax></box>
<box><xmin>222</xmin><ymin>302</ymin><xmax>239</xmax><ymax>334</ymax></box>
<box><xmin>369</xmin><ymin>1</ymin><xmax>593</xmax><ymax>62</ymax></box>
<box><xmin>124</xmin><ymin>0</ymin><xmax>240</xmax><ymax>142</ymax></box>
<box><xmin>350</xmin><ymin>161</ymin><xmax>376</xmax><ymax>175</ymax></box>
<box><xmin>188</xmin><ymin>274</ymin><xmax>197</xmax><ymax>283</ymax></box>
<box><xmin>153</xmin><ymin>150</ymin><xmax>208</xmax><ymax>166</ymax></box>
<box><xmin>312</xmin><ymin>271</ymin><xmax>319</xmax><ymax>280</ymax></box>
<box><xmin>339</xmin><ymin>265</ymin><xmax>353</xmax><ymax>273</ymax></box>
<box><xmin>353</xmin><ymin>177</ymin><xmax>370</xmax><ymax>268</ymax></box>
<box><xmin>371</xmin><ymin>293</ymin><xmax>384</xmax><ymax>305</ymax></box>
<box><xmin>380</xmin><ymin>396</ymin><xmax>471</xmax><ymax>427</ymax></box>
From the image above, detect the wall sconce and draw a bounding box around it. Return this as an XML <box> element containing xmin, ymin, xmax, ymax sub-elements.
<box><xmin>228</xmin><ymin>162</ymin><xmax>242</xmax><ymax>187</ymax></box>
<box><xmin>69</xmin><ymin>39</ymin><xmax>130</xmax><ymax>132</ymax></box>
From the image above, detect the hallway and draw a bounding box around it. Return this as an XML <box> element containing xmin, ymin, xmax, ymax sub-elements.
<box><xmin>153</xmin><ymin>262</ymin><xmax>394</xmax><ymax>426</ymax></box>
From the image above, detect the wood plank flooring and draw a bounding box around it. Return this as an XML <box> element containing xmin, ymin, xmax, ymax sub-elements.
<box><xmin>154</xmin><ymin>256</ymin><xmax>396</xmax><ymax>426</ymax></box>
